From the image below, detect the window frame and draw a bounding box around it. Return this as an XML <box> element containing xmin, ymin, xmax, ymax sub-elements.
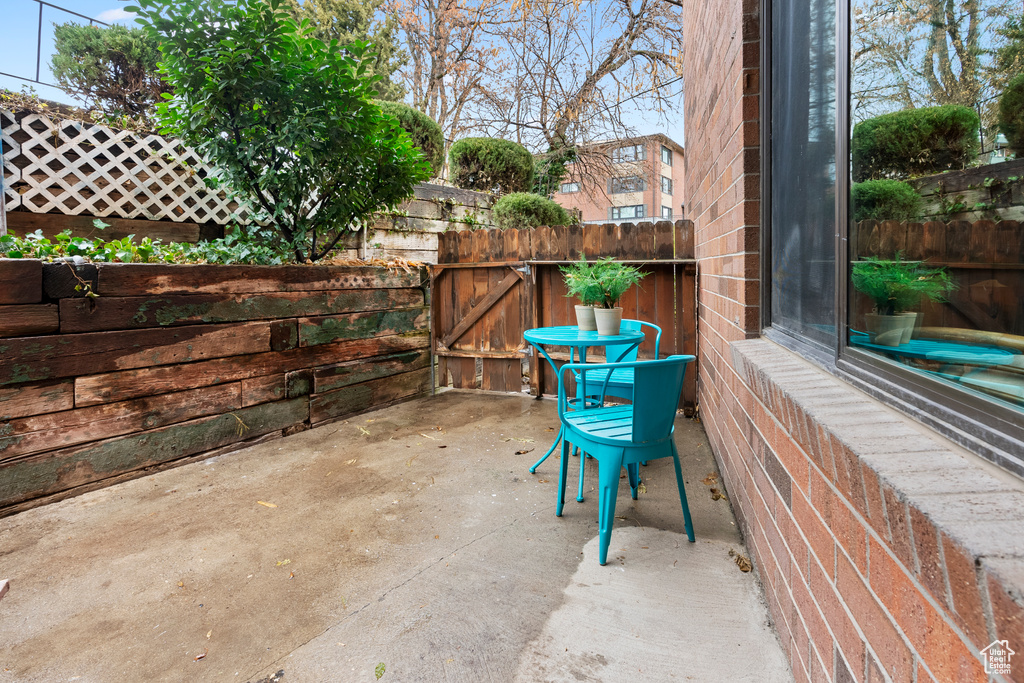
<box><xmin>609</xmin><ymin>175</ymin><xmax>646</xmax><ymax>194</ymax></box>
<box><xmin>661</xmin><ymin>145</ymin><xmax>673</xmax><ymax>166</ymax></box>
<box><xmin>661</xmin><ymin>176</ymin><xmax>673</xmax><ymax>194</ymax></box>
<box><xmin>661</xmin><ymin>205</ymin><xmax>673</xmax><ymax>219</ymax></box>
<box><xmin>610</xmin><ymin>204</ymin><xmax>646</xmax><ymax>220</ymax></box>
<box><xmin>759</xmin><ymin>0</ymin><xmax>1024</xmax><ymax>472</ymax></box>
<box><xmin>560</xmin><ymin>181</ymin><xmax>580</xmax><ymax>194</ymax></box>
<box><xmin>611</xmin><ymin>144</ymin><xmax>646</xmax><ymax>163</ymax></box>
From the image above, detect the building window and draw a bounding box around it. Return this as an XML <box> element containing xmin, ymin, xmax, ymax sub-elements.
<box><xmin>661</xmin><ymin>205</ymin><xmax>672</xmax><ymax>219</ymax></box>
<box><xmin>609</xmin><ymin>176</ymin><xmax>645</xmax><ymax>193</ymax></box>
<box><xmin>611</xmin><ymin>144</ymin><xmax>645</xmax><ymax>163</ymax></box>
<box><xmin>764</xmin><ymin>0</ymin><xmax>1024</xmax><ymax>468</ymax></box>
<box><xmin>610</xmin><ymin>205</ymin><xmax>645</xmax><ymax>220</ymax></box>
<box><xmin>661</xmin><ymin>146</ymin><xmax>672</xmax><ymax>166</ymax></box>
<box><xmin>560</xmin><ymin>181</ymin><xmax>580</xmax><ymax>194</ymax></box>
<box><xmin>661</xmin><ymin>176</ymin><xmax>672</xmax><ymax>194</ymax></box>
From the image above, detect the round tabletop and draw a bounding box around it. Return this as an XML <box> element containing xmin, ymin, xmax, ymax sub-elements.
<box><xmin>524</xmin><ymin>325</ymin><xmax>645</xmax><ymax>347</ymax></box>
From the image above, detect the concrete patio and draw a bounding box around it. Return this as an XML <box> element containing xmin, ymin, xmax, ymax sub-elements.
<box><xmin>0</xmin><ymin>390</ymin><xmax>791</xmax><ymax>683</ymax></box>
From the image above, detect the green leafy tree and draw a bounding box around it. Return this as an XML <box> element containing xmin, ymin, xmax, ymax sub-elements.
<box><xmin>377</xmin><ymin>100</ymin><xmax>444</xmax><ymax>175</ymax></box>
<box><xmin>49</xmin><ymin>23</ymin><xmax>169</xmax><ymax>122</ymax></box>
<box><xmin>285</xmin><ymin>0</ymin><xmax>406</xmax><ymax>101</ymax></box>
<box><xmin>998</xmin><ymin>74</ymin><xmax>1024</xmax><ymax>155</ymax></box>
<box><xmin>129</xmin><ymin>0</ymin><xmax>430</xmax><ymax>263</ymax></box>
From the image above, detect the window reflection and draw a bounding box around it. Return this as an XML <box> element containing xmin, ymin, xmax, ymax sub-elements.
<box><xmin>849</xmin><ymin>0</ymin><xmax>1024</xmax><ymax>411</ymax></box>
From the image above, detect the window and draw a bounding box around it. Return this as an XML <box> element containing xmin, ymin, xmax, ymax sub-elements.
<box><xmin>609</xmin><ymin>176</ymin><xmax>645</xmax><ymax>193</ymax></box>
<box><xmin>560</xmin><ymin>181</ymin><xmax>580</xmax><ymax>194</ymax></box>
<box><xmin>661</xmin><ymin>146</ymin><xmax>673</xmax><ymax>166</ymax></box>
<box><xmin>767</xmin><ymin>0</ymin><xmax>835</xmax><ymax>349</ymax></box>
<box><xmin>611</xmin><ymin>144</ymin><xmax>645</xmax><ymax>163</ymax></box>
<box><xmin>610</xmin><ymin>205</ymin><xmax>645</xmax><ymax>220</ymax></box>
<box><xmin>763</xmin><ymin>0</ymin><xmax>1024</xmax><ymax>468</ymax></box>
<box><xmin>661</xmin><ymin>176</ymin><xmax>673</xmax><ymax>194</ymax></box>
<box><xmin>661</xmin><ymin>206</ymin><xmax>673</xmax><ymax>219</ymax></box>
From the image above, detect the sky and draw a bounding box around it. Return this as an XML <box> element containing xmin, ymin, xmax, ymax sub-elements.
<box><xmin>0</xmin><ymin>0</ymin><xmax>684</xmax><ymax>146</ymax></box>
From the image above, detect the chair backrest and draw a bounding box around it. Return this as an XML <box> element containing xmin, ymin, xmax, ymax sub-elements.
<box><xmin>605</xmin><ymin>319</ymin><xmax>662</xmax><ymax>363</ymax></box>
<box><xmin>630</xmin><ymin>355</ymin><xmax>695</xmax><ymax>443</ymax></box>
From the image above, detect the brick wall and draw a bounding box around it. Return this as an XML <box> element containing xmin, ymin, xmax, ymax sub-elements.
<box><xmin>0</xmin><ymin>261</ymin><xmax>430</xmax><ymax>515</ymax></box>
<box><xmin>683</xmin><ymin>1</ymin><xmax>1024</xmax><ymax>682</ymax></box>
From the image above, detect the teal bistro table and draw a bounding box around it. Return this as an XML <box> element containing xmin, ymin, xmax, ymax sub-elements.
<box><xmin>523</xmin><ymin>325</ymin><xmax>646</xmax><ymax>473</ymax></box>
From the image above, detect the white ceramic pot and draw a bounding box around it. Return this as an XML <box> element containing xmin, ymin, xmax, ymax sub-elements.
<box><xmin>575</xmin><ymin>305</ymin><xmax>597</xmax><ymax>331</ymax></box>
<box><xmin>595</xmin><ymin>307</ymin><xmax>623</xmax><ymax>336</ymax></box>
<box><xmin>866</xmin><ymin>313</ymin><xmax>905</xmax><ymax>346</ymax></box>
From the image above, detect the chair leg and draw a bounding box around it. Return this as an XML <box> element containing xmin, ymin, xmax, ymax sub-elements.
<box><xmin>597</xmin><ymin>451</ymin><xmax>625</xmax><ymax>565</ymax></box>
<box><xmin>556</xmin><ymin>437</ymin><xmax>570</xmax><ymax>517</ymax></box>
<box><xmin>577</xmin><ymin>447</ymin><xmax>587</xmax><ymax>502</ymax></box>
<box><xmin>626</xmin><ymin>462</ymin><xmax>640</xmax><ymax>500</ymax></box>
<box><xmin>671</xmin><ymin>441</ymin><xmax>695</xmax><ymax>542</ymax></box>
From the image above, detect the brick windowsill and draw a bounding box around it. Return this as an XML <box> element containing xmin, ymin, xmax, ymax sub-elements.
<box><xmin>730</xmin><ymin>338</ymin><xmax>1024</xmax><ymax>676</ymax></box>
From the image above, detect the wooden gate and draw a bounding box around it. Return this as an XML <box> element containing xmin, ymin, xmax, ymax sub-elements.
<box><xmin>430</xmin><ymin>221</ymin><xmax>698</xmax><ymax>413</ymax></box>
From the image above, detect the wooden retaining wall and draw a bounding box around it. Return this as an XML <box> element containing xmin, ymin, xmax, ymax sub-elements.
<box><xmin>0</xmin><ymin>260</ymin><xmax>431</xmax><ymax>515</ymax></box>
<box><xmin>909</xmin><ymin>158</ymin><xmax>1024</xmax><ymax>223</ymax></box>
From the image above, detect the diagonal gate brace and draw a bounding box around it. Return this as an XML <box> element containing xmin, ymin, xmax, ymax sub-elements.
<box><xmin>438</xmin><ymin>268</ymin><xmax>523</xmax><ymax>350</ymax></box>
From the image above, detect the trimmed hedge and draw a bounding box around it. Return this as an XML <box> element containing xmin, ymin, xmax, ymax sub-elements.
<box><xmin>851</xmin><ymin>179</ymin><xmax>922</xmax><ymax>222</ymax></box>
<box><xmin>448</xmin><ymin>137</ymin><xmax>535</xmax><ymax>192</ymax></box>
<box><xmin>851</xmin><ymin>105</ymin><xmax>979</xmax><ymax>181</ymax></box>
<box><xmin>493</xmin><ymin>192</ymin><xmax>571</xmax><ymax>230</ymax></box>
<box><xmin>999</xmin><ymin>74</ymin><xmax>1024</xmax><ymax>156</ymax></box>
<box><xmin>378</xmin><ymin>101</ymin><xmax>445</xmax><ymax>177</ymax></box>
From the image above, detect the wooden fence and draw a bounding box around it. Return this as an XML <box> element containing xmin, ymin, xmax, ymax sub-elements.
<box><xmin>430</xmin><ymin>221</ymin><xmax>698</xmax><ymax>412</ymax></box>
<box><xmin>853</xmin><ymin>218</ymin><xmax>1024</xmax><ymax>336</ymax></box>
<box><xmin>0</xmin><ymin>260</ymin><xmax>430</xmax><ymax>514</ymax></box>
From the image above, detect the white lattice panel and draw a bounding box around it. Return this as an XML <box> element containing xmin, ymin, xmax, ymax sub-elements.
<box><xmin>1</xmin><ymin>109</ymin><xmax>20</xmax><ymax>211</ymax></box>
<box><xmin>6</xmin><ymin>110</ymin><xmax>248</xmax><ymax>225</ymax></box>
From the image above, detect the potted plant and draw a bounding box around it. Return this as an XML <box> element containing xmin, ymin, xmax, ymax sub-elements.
<box><xmin>592</xmin><ymin>257</ymin><xmax>645</xmax><ymax>335</ymax></box>
<box><xmin>852</xmin><ymin>255</ymin><xmax>955</xmax><ymax>346</ymax></box>
<box><xmin>560</xmin><ymin>254</ymin><xmax>604</xmax><ymax>330</ymax></box>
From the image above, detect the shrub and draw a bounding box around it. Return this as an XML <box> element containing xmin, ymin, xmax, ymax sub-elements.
<box><xmin>130</xmin><ymin>0</ymin><xmax>430</xmax><ymax>263</ymax></box>
<box><xmin>50</xmin><ymin>23</ymin><xmax>168</xmax><ymax>122</ymax></box>
<box><xmin>448</xmin><ymin>138</ymin><xmax>535</xmax><ymax>192</ymax></box>
<box><xmin>999</xmin><ymin>74</ymin><xmax>1024</xmax><ymax>156</ymax></box>
<box><xmin>378</xmin><ymin>101</ymin><xmax>445</xmax><ymax>177</ymax></box>
<box><xmin>851</xmin><ymin>105</ymin><xmax>979</xmax><ymax>181</ymax></box>
<box><xmin>493</xmin><ymin>192</ymin><xmax>571</xmax><ymax>230</ymax></box>
<box><xmin>851</xmin><ymin>180</ymin><xmax>922</xmax><ymax>222</ymax></box>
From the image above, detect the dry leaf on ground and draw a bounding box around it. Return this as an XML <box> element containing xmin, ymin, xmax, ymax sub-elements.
<box><xmin>702</xmin><ymin>473</ymin><xmax>719</xmax><ymax>485</ymax></box>
<box><xmin>257</xmin><ymin>501</ymin><xmax>278</xmax><ymax>508</ymax></box>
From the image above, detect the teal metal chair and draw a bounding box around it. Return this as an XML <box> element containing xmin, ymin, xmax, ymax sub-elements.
<box><xmin>570</xmin><ymin>319</ymin><xmax>663</xmax><ymax>501</ymax></box>
<box><xmin>572</xmin><ymin>319</ymin><xmax>662</xmax><ymax>401</ymax></box>
<box><xmin>556</xmin><ymin>355</ymin><xmax>696</xmax><ymax>565</ymax></box>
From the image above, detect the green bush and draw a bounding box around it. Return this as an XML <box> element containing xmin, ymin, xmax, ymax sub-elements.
<box><xmin>378</xmin><ymin>101</ymin><xmax>445</xmax><ymax>177</ymax></box>
<box><xmin>493</xmin><ymin>192</ymin><xmax>571</xmax><ymax>230</ymax></box>
<box><xmin>448</xmin><ymin>138</ymin><xmax>535</xmax><ymax>192</ymax></box>
<box><xmin>851</xmin><ymin>105</ymin><xmax>979</xmax><ymax>181</ymax></box>
<box><xmin>851</xmin><ymin>180</ymin><xmax>922</xmax><ymax>222</ymax></box>
<box><xmin>999</xmin><ymin>74</ymin><xmax>1024</xmax><ymax>156</ymax></box>
<box><xmin>130</xmin><ymin>0</ymin><xmax>430</xmax><ymax>263</ymax></box>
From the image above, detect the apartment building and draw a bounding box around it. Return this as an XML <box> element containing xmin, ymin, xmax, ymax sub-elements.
<box><xmin>551</xmin><ymin>134</ymin><xmax>685</xmax><ymax>224</ymax></box>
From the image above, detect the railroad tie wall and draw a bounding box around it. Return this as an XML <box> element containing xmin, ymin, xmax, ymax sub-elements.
<box><xmin>0</xmin><ymin>260</ymin><xmax>431</xmax><ymax>515</ymax></box>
